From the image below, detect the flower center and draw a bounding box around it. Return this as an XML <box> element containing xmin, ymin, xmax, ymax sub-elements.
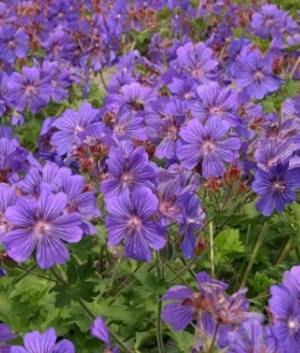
<box><xmin>74</xmin><ymin>125</ymin><xmax>84</xmax><ymax>134</ymax></box>
<box><xmin>114</xmin><ymin>125</ymin><xmax>126</xmax><ymax>135</ymax></box>
<box><xmin>35</xmin><ymin>220</ymin><xmax>51</xmax><ymax>238</ymax></box>
<box><xmin>8</xmin><ymin>40</ymin><xmax>15</xmax><ymax>48</ymax></box>
<box><xmin>288</xmin><ymin>318</ymin><xmax>300</xmax><ymax>333</ymax></box>
<box><xmin>254</xmin><ymin>71</ymin><xmax>264</xmax><ymax>80</ymax></box>
<box><xmin>25</xmin><ymin>85</ymin><xmax>37</xmax><ymax>97</ymax></box>
<box><xmin>120</xmin><ymin>172</ymin><xmax>133</xmax><ymax>186</ymax></box>
<box><xmin>128</xmin><ymin>215</ymin><xmax>142</xmax><ymax>233</ymax></box>
<box><xmin>273</xmin><ymin>182</ymin><xmax>285</xmax><ymax>192</ymax></box>
<box><xmin>265</xmin><ymin>18</ymin><xmax>274</xmax><ymax>28</ymax></box>
<box><xmin>209</xmin><ymin>106</ymin><xmax>222</xmax><ymax>115</ymax></box>
<box><xmin>202</xmin><ymin>140</ymin><xmax>215</xmax><ymax>155</ymax></box>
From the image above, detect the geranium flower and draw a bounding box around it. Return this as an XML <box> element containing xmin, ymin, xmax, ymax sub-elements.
<box><xmin>10</xmin><ymin>328</ymin><xmax>74</xmax><ymax>353</ymax></box>
<box><xmin>105</xmin><ymin>187</ymin><xmax>166</xmax><ymax>262</ymax></box>
<box><xmin>177</xmin><ymin>117</ymin><xmax>241</xmax><ymax>179</ymax></box>
<box><xmin>252</xmin><ymin>162</ymin><xmax>300</xmax><ymax>216</ymax></box>
<box><xmin>2</xmin><ymin>188</ymin><xmax>83</xmax><ymax>269</ymax></box>
<box><xmin>234</xmin><ymin>50</ymin><xmax>283</xmax><ymax>100</ymax></box>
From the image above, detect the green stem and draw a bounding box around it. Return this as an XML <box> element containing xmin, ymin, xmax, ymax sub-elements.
<box><xmin>221</xmin><ymin>185</ymin><xmax>233</xmax><ymax>211</ymax></box>
<box><xmin>230</xmin><ymin>191</ymin><xmax>253</xmax><ymax>209</ymax></box>
<box><xmin>156</xmin><ymin>253</ymin><xmax>165</xmax><ymax>353</ymax></box>
<box><xmin>99</xmin><ymin>70</ymin><xmax>107</xmax><ymax>92</ymax></box>
<box><xmin>240</xmin><ymin>222</ymin><xmax>268</xmax><ymax>288</ymax></box>
<box><xmin>290</xmin><ymin>55</ymin><xmax>300</xmax><ymax>78</ymax></box>
<box><xmin>208</xmin><ymin>323</ymin><xmax>219</xmax><ymax>353</ymax></box>
<box><xmin>50</xmin><ymin>266</ymin><xmax>68</xmax><ymax>284</ymax></box>
<box><xmin>209</xmin><ymin>221</ymin><xmax>215</xmax><ymax>279</ymax></box>
<box><xmin>275</xmin><ymin>239</ymin><xmax>292</xmax><ymax>265</ymax></box>
<box><xmin>16</xmin><ymin>264</ymin><xmax>59</xmax><ymax>284</ymax></box>
<box><xmin>167</xmin><ymin>264</ymin><xmax>190</xmax><ymax>286</ymax></box>
<box><xmin>171</xmin><ymin>257</ymin><xmax>196</xmax><ymax>282</ymax></box>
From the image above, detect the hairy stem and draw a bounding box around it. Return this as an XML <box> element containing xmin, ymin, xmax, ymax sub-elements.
<box><xmin>240</xmin><ymin>222</ymin><xmax>268</xmax><ymax>288</ymax></box>
<box><xmin>210</xmin><ymin>221</ymin><xmax>215</xmax><ymax>279</ymax></box>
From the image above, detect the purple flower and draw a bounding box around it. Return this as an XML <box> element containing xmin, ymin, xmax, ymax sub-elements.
<box><xmin>234</xmin><ymin>50</ymin><xmax>283</xmax><ymax>100</ymax></box>
<box><xmin>191</xmin><ymin>83</ymin><xmax>241</xmax><ymax>127</ymax></box>
<box><xmin>40</xmin><ymin>60</ymin><xmax>72</xmax><ymax>103</ymax></box>
<box><xmin>0</xmin><ymin>25</ymin><xmax>28</xmax><ymax>64</ymax></box>
<box><xmin>171</xmin><ymin>42</ymin><xmax>218</xmax><ymax>83</ymax></box>
<box><xmin>162</xmin><ymin>272</ymin><xmax>228</xmax><ymax>332</ymax></box>
<box><xmin>0</xmin><ymin>137</ymin><xmax>30</xmax><ymax>184</ymax></box>
<box><xmin>106</xmin><ymin>82</ymin><xmax>156</xmax><ymax>112</ymax></box>
<box><xmin>161</xmin><ymin>285</ymin><xmax>196</xmax><ymax>330</ymax></box>
<box><xmin>105</xmin><ymin>187</ymin><xmax>166</xmax><ymax>262</ymax></box>
<box><xmin>282</xmin><ymin>266</ymin><xmax>300</xmax><ymax>300</ymax></box>
<box><xmin>179</xmin><ymin>193</ymin><xmax>205</xmax><ymax>259</ymax></box>
<box><xmin>51</xmin><ymin>102</ymin><xmax>104</xmax><ymax>156</ymax></box>
<box><xmin>251</xmin><ymin>5</ymin><xmax>285</xmax><ymax>39</ymax></box>
<box><xmin>177</xmin><ymin>117</ymin><xmax>241</xmax><ymax>179</ymax></box>
<box><xmin>168</xmin><ymin>76</ymin><xmax>198</xmax><ymax>101</ymax></box>
<box><xmin>2</xmin><ymin>188</ymin><xmax>83</xmax><ymax>269</ymax></box>
<box><xmin>269</xmin><ymin>285</ymin><xmax>300</xmax><ymax>353</ymax></box>
<box><xmin>10</xmin><ymin>327</ymin><xmax>74</xmax><ymax>353</ymax></box>
<box><xmin>61</xmin><ymin>174</ymin><xmax>100</xmax><ymax>235</ymax></box>
<box><xmin>100</xmin><ymin>146</ymin><xmax>157</xmax><ymax>199</ymax></box>
<box><xmin>0</xmin><ymin>69</ymin><xmax>9</xmax><ymax>115</ymax></box>
<box><xmin>17</xmin><ymin>162</ymin><xmax>71</xmax><ymax>196</ymax></box>
<box><xmin>254</xmin><ymin>139</ymin><xmax>295</xmax><ymax>171</ymax></box>
<box><xmin>113</xmin><ymin>104</ymin><xmax>147</xmax><ymax>142</ymax></box>
<box><xmin>149</xmin><ymin>99</ymin><xmax>187</xmax><ymax>160</ymax></box>
<box><xmin>7</xmin><ymin>66</ymin><xmax>51</xmax><ymax>114</ymax></box>
<box><xmin>0</xmin><ymin>184</ymin><xmax>16</xmax><ymax>244</ymax></box>
<box><xmin>90</xmin><ymin>317</ymin><xmax>119</xmax><ymax>353</ymax></box>
<box><xmin>0</xmin><ymin>323</ymin><xmax>16</xmax><ymax>353</ymax></box>
<box><xmin>226</xmin><ymin>319</ymin><xmax>278</xmax><ymax>353</ymax></box>
<box><xmin>252</xmin><ymin>162</ymin><xmax>300</xmax><ymax>216</ymax></box>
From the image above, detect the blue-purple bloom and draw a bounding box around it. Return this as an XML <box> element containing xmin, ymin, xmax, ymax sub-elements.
<box><xmin>101</xmin><ymin>146</ymin><xmax>157</xmax><ymax>199</ymax></box>
<box><xmin>0</xmin><ymin>183</ymin><xmax>16</xmax><ymax>244</ymax></box>
<box><xmin>10</xmin><ymin>327</ymin><xmax>74</xmax><ymax>353</ymax></box>
<box><xmin>234</xmin><ymin>50</ymin><xmax>283</xmax><ymax>99</ymax></box>
<box><xmin>252</xmin><ymin>162</ymin><xmax>300</xmax><ymax>216</ymax></box>
<box><xmin>0</xmin><ymin>323</ymin><xmax>16</xmax><ymax>353</ymax></box>
<box><xmin>177</xmin><ymin>117</ymin><xmax>241</xmax><ymax>179</ymax></box>
<box><xmin>171</xmin><ymin>42</ymin><xmax>218</xmax><ymax>83</ymax></box>
<box><xmin>51</xmin><ymin>102</ymin><xmax>103</xmax><ymax>156</ymax></box>
<box><xmin>191</xmin><ymin>83</ymin><xmax>240</xmax><ymax>127</ymax></box>
<box><xmin>105</xmin><ymin>187</ymin><xmax>166</xmax><ymax>262</ymax></box>
<box><xmin>251</xmin><ymin>5</ymin><xmax>285</xmax><ymax>39</ymax></box>
<box><xmin>269</xmin><ymin>285</ymin><xmax>300</xmax><ymax>353</ymax></box>
<box><xmin>7</xmin><ymin>66</ymin><xmax>51</xmax><ymax>114</ymax></box>
<box><xmin>0</xmin><ymin>25</ymin><xmax>28</xmax><ymax>63</ymax></box>
<box><xmin>2</xmin><ymin>188</ymin><xmax>83</xmax><ymax>269</ymax></box>
<box><xmin>90</xmin><ymin>317</ymin><xmax>119</xmax><ymax>353</ymax></box>
<box><xmin>226</xmin><ymin>319</ymin><xmax>278</xmax><ymax>353</ymax></box>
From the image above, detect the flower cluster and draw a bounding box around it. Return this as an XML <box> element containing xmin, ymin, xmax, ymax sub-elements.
<box><xmin>161</xmin><ymin>267</ymin><xmax>300</xmax><ymax>352</ymax></box>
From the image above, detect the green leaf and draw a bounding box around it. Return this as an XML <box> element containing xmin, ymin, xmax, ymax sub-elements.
<box><xmin>215</xmin><ymin>228</ymin><xmax>245</xmax><ymax>262</ymax></box>
<box><xmin>169</xmin><ymin>329</ymin><xmax>197</xmax><ymax>352</ymax></box>
<box><xmin>283</xmin><ymin>77</ymin><xmax>298</xmax><ymax>97</ymax></box>
<box><xmin>248</xmin><ymin>272</ymin><xmax>276</xmax><ymax>293</ymax></box>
